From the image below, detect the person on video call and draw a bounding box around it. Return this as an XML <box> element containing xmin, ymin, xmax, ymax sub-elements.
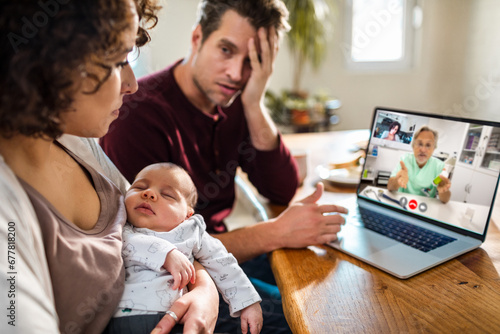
<box><xmin>387</xmin><ymin>126</ymin><xmax>451</xmax><ymax>203</ymax></box>
<box><xmin>380</xmin><ymin>121</ymin><xmax>401</xmax><ymax>142</ymax></box>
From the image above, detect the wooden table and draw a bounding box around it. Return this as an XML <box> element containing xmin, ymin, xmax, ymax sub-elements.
<box><xmin>266</xmin><ymin>130</ymin><xmax>500</xmax><ymax>333</ymax></box>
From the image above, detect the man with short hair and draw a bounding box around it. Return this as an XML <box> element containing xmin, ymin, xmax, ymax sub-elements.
<box><xmin>102</xmin><ymin>0</ymin><xmax>297</xmax><ymax>240</ymax></box>
<box><xmin>101</xmin><ymin>1</ymin><xmax>347</xmax><ymax>332</ymax></box>
<box><xmin>388</xmin><ymin>126</ymin><xmax>452</xmax><ymax>203</ymax></box>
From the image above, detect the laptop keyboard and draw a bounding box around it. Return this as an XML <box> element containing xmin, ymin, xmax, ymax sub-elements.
<box><xmin>355</xmin><ymin>206</ymin><xmax>457</xmax><ymax>252</ymax></box>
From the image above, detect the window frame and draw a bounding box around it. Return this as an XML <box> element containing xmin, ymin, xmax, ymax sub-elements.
<box><xmin>342</xmin><ymin>0</ymin><xmax>419</xmax><ymax>72</ymax></box>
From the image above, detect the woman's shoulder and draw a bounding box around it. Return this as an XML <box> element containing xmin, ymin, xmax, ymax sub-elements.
<box><xmin>58</xmin><ymin>135</ymin><xmax>130</xmax><ymax>194</ymax></box>
<box><xmin>0</xmin><ymin>156</ymin><xmax>37</xmax><ymax>215</ymax></box>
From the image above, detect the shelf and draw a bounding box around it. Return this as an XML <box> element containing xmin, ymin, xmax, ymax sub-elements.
<box><xmin>481</xmin><ymin>167</ymin><xmax>500</xmax><ymax>172</ymax></box>
<box><xmin>459</xmin><ymin>161</ymin><xmax>474</xmax><ymax>166</ymax></box>
<box><xmin>485</xmin><ymin>151</ymin><xmax>500</xmax><ymax>155</ymax></box>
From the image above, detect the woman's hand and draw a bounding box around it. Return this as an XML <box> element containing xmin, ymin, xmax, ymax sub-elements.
<box><xmin>151</xmin><ymin>262</ymin><xmax>218</xmax><ymax>334</ymax></box>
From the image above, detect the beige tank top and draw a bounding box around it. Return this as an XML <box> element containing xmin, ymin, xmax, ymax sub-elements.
<box><xmin>18</xmin><ymin>143</ymin><xmax>126</xmax><ymax>334</ymax></box>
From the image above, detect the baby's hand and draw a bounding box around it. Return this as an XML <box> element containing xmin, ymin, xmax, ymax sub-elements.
<box><xmin>240</xmin><ymin>303</ymin><xmax>263</xmax><ymax>334</ymax></box>
<box><xmin>163</xmin><ymin>249</ymin><xmax>195</xmax><ymax>290</ymax></box>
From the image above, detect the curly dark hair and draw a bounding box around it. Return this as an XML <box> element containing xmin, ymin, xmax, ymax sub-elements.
<box><xmin>196</xmin><ymin>0</ymin><xmax>290</xmax><ymax>44</ymax></box>
<box><xmin>0</xmin><ymin>0</ymin><xmax>160</xmax><ymax>139</ymax></box>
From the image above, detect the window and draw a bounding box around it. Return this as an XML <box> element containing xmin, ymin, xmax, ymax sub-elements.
<box><xmin>343</xmin><ymin>0</ymin><xmax>421</xmax><ymax>71</ymax></box>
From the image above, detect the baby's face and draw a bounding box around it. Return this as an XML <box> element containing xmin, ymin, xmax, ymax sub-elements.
<box><xmin>125</xmin><ymin>166</ymin><xmax>194</xmax><ymax>232</ymax></box>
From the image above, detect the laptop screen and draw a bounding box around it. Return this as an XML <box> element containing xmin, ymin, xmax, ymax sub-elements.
<box><xmin>358</xmin><ymin>107</ymin><xmax>500</xmax><ymax>237</ymax></box>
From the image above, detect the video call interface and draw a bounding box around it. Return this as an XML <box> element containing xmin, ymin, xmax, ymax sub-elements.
<box><xmin>358</xmin><ymin>109</ymin><xmax>500</xmax><ymax>235</ymax></box>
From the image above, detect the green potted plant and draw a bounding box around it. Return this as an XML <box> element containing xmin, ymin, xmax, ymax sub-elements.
<box><xmin>266</xmin><ymin>1</ymin><xmax>337</xmax><ymax>128</ymax></box>
<box><xmin>283</xmin><ymin>0</ymin><xmax>335</xmax><ymax>93</ymax></box>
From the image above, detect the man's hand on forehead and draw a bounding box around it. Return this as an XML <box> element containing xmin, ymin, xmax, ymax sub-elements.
<box><xmin>240</xmin><ymin>25</ymin><xmax>279</xmax><ymax>112</ymax></box>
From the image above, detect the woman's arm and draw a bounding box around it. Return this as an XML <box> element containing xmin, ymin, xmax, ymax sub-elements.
<box><xmin>0</xmin><ymin>162</ymin><xmax>59</xmax><ymax>333</ymax></box>
<box><xmin>151</xmin><ymin>261</ymin><xmax>219</xmax><ymax>334</ymax></box>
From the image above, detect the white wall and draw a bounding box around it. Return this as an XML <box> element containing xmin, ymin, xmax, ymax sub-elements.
<box><xmin>461</xmin><ymin>0</ymin><xmax>500</xmax><ymax>120</ymax></box>
<box><xmin>135</xmin><ymin>0</ymin><xmax>500</xmax><ymax>130</ymax></box>
<box><xmin>132</xmin><ymin>0</ymin><xmax>199</xmax><ymax>77</ymax></box>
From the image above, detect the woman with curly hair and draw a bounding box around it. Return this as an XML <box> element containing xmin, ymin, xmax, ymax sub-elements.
<box><xmin>380</xmin><ymin>121</ymin><xmax>402</xmax><ymax>142</ymax></box>
<box><xmin>0</xmin><ymin>1</ymin><xmax>218</xmax><ymax>333</ymax></box>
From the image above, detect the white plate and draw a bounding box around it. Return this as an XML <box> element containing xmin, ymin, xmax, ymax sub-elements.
<box><xmin>316</xmin><ymin>164</ymin><xmax>362</xmax><ymax>185</ymax></box>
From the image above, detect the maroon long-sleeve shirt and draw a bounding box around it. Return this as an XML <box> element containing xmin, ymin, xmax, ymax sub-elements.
<box><xmin>100</xmin><ymin>60</ymin><xmax>299</xmax><ymax>233</ymax></box>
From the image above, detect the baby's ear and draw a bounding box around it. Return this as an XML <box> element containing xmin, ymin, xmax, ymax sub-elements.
<box><xmin>186</xmin><ymin>208</ymin><xmax>194</xmax><ymax>219</ymax></box>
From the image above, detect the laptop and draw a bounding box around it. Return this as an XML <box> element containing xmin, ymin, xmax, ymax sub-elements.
<box><xmin>327</xmin><ymin>107</ymin><xmax>500</xmax><ymax>279</ymax></box>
